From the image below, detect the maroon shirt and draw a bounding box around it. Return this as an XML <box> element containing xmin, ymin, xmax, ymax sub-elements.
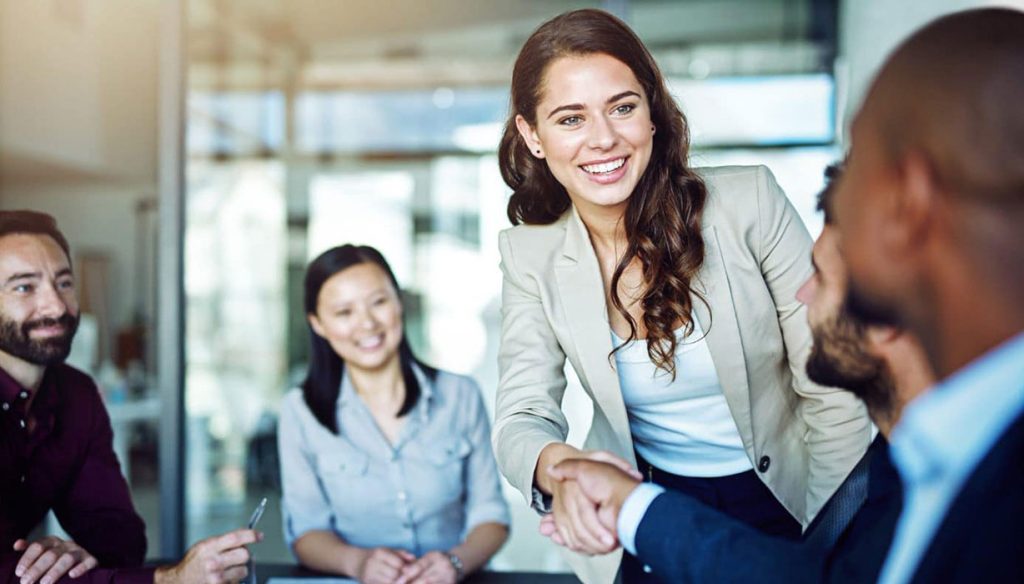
<box><xmin>0</xmin><ymin>364</ymin><xmax>153</xmax><ymax>584</ymax></box>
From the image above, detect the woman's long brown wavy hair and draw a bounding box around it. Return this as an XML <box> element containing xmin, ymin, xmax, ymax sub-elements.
<box><xmin>498</xmin><ymin>8</ymin><xmax>709</xmax><ymax>378</ymax></box>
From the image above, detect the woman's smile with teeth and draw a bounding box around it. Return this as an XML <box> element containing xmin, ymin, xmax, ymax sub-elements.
<box><xmin>582</xmin><ymin>157</ymin><xmax>626</xmax><ymax>174</ymax></box>
<box><xmin>357</xmin><ymin>334</ymin><xmax>384</xmax><ymax>349</ymax></box>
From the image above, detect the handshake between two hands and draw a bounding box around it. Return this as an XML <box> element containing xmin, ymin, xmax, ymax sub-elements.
<box><xmin>537</xmin><ymin>451</ymin><xmax>645</xmax><ymax>557</ymax></box>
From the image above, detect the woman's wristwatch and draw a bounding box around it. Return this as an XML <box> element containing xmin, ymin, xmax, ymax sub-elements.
<box><xmin>447</xmin><ymin>552</ymin><xmax>465</xmax><ymax>581</ymax></box>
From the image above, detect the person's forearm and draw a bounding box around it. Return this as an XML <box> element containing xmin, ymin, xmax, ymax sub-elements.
<box><xmin>449</xmin><ymin>523</ymin><xmax>509</xmax><ymax>575</ymax></box>
<box><xmin>533</xmin><ymin>443</ymin><xmax>581</xmax><ymax>495</ymax></box>
<box><xmin>293</xmin><ymin>531</ymin><xmax>366</xmax><ymax>577</ymax></box>
<box><xmin>634</xmin><ymin>490</ymin><xmax>821</xmax><ymax>584</ymax></box>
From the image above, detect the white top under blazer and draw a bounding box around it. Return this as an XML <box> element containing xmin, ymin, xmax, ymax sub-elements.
<box><xmin>612</xmin><ymin>315</ymin><xmax>753</xmax><ymax>477</ymax></box>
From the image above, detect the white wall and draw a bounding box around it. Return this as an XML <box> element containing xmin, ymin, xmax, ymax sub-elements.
<box><xmin>0</xmin><ymin>0</ymin><xmax>159</xmax><ymax>180</ymax></box>
<box><xmin>0</xmin><ymin>0</ymin><xmax>161</xmax><ymax>365</ymax></box>
<box><xmin>839</xmin><ymin>0</ymin><xmax>1024</xmax><ymax>134</ymax></box>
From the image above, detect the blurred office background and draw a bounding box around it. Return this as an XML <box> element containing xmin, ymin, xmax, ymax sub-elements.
<box><xmin>1</xmin><ymin>0</ymin><xmax>1019</xmax><ymax>573</ymax></box>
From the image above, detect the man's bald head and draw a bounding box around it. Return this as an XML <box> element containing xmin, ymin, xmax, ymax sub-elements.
<box><xmin>837</xmin><ymin>7</ymin><xmax>1024</xmax><ymax>377</ymax></box>
<box><xmin>862</xmin><ymin>8</ymin><xmax>1024</xmax><ymax>209</ymax></box>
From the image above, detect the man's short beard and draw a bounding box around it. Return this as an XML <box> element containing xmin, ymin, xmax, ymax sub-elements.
<box><xmin>806</xmin><ymin>308</ymin><xmax>895</xmax><ymax>420</ymax></box>
<box><xmin>0</xmin><ymin>313</ymin><xmax>79</xmax><ymax>366</ymax></box>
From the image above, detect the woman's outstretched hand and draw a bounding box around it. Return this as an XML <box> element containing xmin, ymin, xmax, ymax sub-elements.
<box><xmin>536</xmin><ymin>448</ymin><xmax>641</xmax><ymax>556</ymax></box>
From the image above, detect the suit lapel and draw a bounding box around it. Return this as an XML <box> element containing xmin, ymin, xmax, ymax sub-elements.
<box><xmin>554</xmin><ymin>207</ymin><xmax>633</xmax><ymax>453</ymax></box>
<box><xmin>693</xmin><ymin>225</ymin><xmax>754</xmax><ymax>450</ymax></box>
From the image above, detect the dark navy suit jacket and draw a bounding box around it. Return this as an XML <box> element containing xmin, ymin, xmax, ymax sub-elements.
<box><xmin>633</xmin><ymin>436</ymin><xmax>901</xmax><ymax>583</ymax></box>
<box><xmin>908</xmin><ymin>413</ymin><xmax>1024</xmax><ymax>583</ymax></box>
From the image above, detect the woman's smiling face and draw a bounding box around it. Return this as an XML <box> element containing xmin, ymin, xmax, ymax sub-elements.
<box><xmin>307</xmin><ymin>262</ymin><xmax>403</xmax><ymax>374</ymax></box>
<box><xmin>516</xmin><ymin>52</ymin><xmax>654</xmax><ymax>218</ymax></box>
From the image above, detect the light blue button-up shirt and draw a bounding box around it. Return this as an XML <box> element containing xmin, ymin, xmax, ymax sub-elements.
<box><xmin>278</xmin><ymin>366</ymin><xmax>510</xmax><ymax>556</ymax></box>
<box><xmin>879</xmin><ymin>332</ymin><xmax>1024</xmax><ymax>584</ymax></box>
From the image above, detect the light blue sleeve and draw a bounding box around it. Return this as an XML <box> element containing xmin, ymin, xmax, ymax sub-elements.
<box><xmin>617</xmin><ymin>483</ymin><xmax>665</xmax><ymax>556</ymax></box>
<box><xmin>277</xmin><ymin>391</ymin><xmax>335</xmax><ymax>550</ymax></box>
<box><xmin>460</xmin><ymin>377</ymin><xmax>511</xmax><ymax>536</ymax></box>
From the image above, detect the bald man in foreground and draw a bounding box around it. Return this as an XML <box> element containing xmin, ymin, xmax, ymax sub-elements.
<box><xmin>832</xmin><ymin>8</ymin><xmax>1024</xmax><ymax>583</ymax></box>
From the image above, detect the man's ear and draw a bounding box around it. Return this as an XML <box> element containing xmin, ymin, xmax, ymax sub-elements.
<box><xmin>894</xmin><ymin>150</ymin><xmax>940</xmax><ymax>252</ymax></box>
<box><xmin>515</xmin><ymin>114</ymin><xmax>545</xmax><ymax>159</ymax></box>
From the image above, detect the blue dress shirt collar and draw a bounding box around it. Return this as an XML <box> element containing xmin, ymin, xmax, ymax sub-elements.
<box><xmin>880</xmin><ymin>331</ymin><xmax>1024</xmax><ymax>584</ymax></box>
<box><xmin>890</xmin><ymin>331</ymin><xmax>1024</xmax><ymax>488</ymax></box>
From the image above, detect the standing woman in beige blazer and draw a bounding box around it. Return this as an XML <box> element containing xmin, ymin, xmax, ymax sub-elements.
<box><xmin>492</xmin><ymin>9</ymin><xmax>871</xmax><ymax>584</ymax></box>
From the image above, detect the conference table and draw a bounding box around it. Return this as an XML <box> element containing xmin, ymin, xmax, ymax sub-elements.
<box><xmin>255</xmin><ymin>563</ymin><xmax>581</xmax><ymax>583</ymax></box>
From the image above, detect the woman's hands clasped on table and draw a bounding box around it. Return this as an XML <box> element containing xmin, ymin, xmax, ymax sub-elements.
<box><xmin>394</xmin><ymin>550</ymin><xmax>458</xmax><ymax>584</ymax></box>
<box><xmin>354</xmin><ymin>547</ymin><xmax>460</xmax><ymax>584</ymax></box>
<box><xmin>354</xmin><ymin>547</ymin><xmax>416</xmax><ymax>584</ymax></box>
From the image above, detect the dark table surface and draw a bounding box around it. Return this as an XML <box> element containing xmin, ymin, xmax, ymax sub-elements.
<box><xmin>254</xmin><ymin>563</ymin><xmax>581</xmax><ymax>583</ymax></box>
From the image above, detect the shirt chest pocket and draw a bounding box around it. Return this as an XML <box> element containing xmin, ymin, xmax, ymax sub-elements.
<box><xmin>315</xmin><ymin>449</ymin><xmax>375</xmax><ymax>521</ymax></box>
<box><xmin>419</xmin><ymin>436</ymin><xmax>473</xmax><ymax>507</ymax></box>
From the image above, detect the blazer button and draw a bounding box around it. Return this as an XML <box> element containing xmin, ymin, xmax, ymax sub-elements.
<box><xmin>757</xmin><ymin>456</ymin><xmax>771</xmax><ymax>473</ymax></box>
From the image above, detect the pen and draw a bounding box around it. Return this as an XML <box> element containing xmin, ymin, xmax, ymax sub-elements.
<box><xmin>248</xmin><ymin>497</ymin><xmax>268</xmax><ymax>530</ymax></box>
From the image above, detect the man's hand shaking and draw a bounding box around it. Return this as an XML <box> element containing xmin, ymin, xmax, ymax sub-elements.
<box><xmin>538</xmin><ymin>459</ymin><xmax>643</xmax><ymax>556</ymax></box>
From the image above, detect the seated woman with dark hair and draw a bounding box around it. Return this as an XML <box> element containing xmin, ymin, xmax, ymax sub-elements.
<box><xmin>278</xmin><ymin>244</ymin><xmax>509</xmax><ymax>584</ymax></box>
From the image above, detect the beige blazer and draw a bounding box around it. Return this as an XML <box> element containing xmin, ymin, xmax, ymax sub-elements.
<box><xmin>493</xmin><ymin>165</ymin><xmax>872</xmax><ymax>584</ymax></box>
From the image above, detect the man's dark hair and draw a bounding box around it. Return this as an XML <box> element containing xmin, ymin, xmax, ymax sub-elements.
<box><xmin>0</xmin><ymin>210</ymin><xmax>72</xmax><ymax>260</ymax></box>
<box><xmin>816</xmin><ymin>163</ymin><xmax>843</xmax><ymax>225</ymax></box>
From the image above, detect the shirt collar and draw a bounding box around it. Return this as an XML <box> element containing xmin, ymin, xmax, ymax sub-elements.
<box><xmin>0</xmin><ymin>364</ymin><xmax>59</xmax><ymax>412</ymax></box>
<box><xmin>0</xmin><ymin>364</ymin><xmax>29</xmax><ymax>404</ymax></box>
<box><xmin>0</xmin><ymin>364</ymin><xmax>60</xmax><ymax>440</ymax></box>
<box><xmin>337</xmin><ymin>362</ymin><xmax>435</xmax><ymax>424</ymax></box>
<box><xmin>890</xmin><ymin>331</ymin><xmax>1024</xmax><ymax>485</ymax></box>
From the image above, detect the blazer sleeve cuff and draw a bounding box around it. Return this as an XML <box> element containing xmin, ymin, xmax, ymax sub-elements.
<box><xmin>531</xmin><ymin>485</ymin><xmax>553</xmax><ymax>514</ymax></box>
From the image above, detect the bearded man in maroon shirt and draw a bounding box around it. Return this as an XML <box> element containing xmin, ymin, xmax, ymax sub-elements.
<box><xmin>0</xmin><ymin>210</ymin><xmax>260</xmax><ymax>584</ymax></box>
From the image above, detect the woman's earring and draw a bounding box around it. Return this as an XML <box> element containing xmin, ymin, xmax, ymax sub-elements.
<box><xmin>535</xmin><ymin>149</ymin><xmax>541</xmax><ymax>154</ymax></box>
